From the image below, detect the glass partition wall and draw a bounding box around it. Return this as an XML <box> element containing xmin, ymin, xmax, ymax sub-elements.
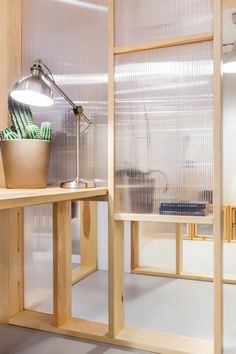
<box><xmin>109</xmin><ymin>0</ymin><xmax>222</xmax><ymax>353</ymax></box>
<box><xmin>22</xmin><ymin>0</ymin><xmax>108</xmax><ymax>314</ymax></box>
<box><xmin>19</xmin><ymin>0</ymin><xmax>224</xmax><ymax>353</ymax></box>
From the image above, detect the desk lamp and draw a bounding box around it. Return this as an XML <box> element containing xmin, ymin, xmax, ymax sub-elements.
<box><xmin>10</xmin><ymin>59</ymin><xmax>95</xmax><ymax>188</ymax></box>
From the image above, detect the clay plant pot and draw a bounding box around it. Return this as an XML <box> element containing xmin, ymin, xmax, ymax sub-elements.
<box><xmin>0</xmin><ymin>139</ymin><xmax>51</xmax><ymax>188</ymax></box>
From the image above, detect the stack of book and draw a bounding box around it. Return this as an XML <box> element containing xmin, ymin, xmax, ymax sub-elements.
<box><xmin>159</xmin><ymin>201</ymin><xmax>209</xmax><ymax>216</ymax></box>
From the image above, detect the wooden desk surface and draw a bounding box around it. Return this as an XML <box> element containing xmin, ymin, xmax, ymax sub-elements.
<box><xmin>0</xmin><ymin>185</ymin><xmax>108</xmax><ymax>209</ymax></box>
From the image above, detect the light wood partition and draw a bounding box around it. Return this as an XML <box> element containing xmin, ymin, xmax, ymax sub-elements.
<box><xmin>108</xmin><ymin>0</ymin><xmax>125</xmax><ymax>338</ymax></box>
<box><xmin>0</xmin><ymin>0</ymin><xmax>22</xmax><ymax>187</ymax></box>
<box><xmin>0</xmin><ymin>1</ymin><xmax>225</xmax><ymax>354</ymax></box>
<box><xmin>213</xmin><ymin>1</ymin><xmax>223</xmax><ymax>353</ymax></box>
<box><xmin>0</xmin><ymin>0</ymin><xmax>23</xmax><ymax>324</ymax></box>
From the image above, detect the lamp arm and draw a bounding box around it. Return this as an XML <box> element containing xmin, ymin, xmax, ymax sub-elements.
<box><xmin>43</xmin><ymin>72</ymin><xmax>92</xmax><ymax>125</ymax></box>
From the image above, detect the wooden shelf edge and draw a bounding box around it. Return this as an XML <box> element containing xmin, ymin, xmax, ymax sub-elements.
<box><xmin>9</xmin><ymin>310</ymin><xmax>213</xmax><ymax>354</ymax></box>
<box><xmin>114</xmin><ymin>213</ymin><xmax>213</xmax><ymax>224</ymax></box>
<box><xmin>0</xmin><ymin>186</ymin><xmax>108</xmax><ymax>209</ymax></box>
<box><xmin>72</xmin><ymin>265</ymin><xmax>97</xmax><ymax>285</ymax></box>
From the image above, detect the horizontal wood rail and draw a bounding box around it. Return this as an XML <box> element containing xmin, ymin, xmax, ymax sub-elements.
<box><xmin>114</xmin><ymin>33</ymin><xmax>213</xmax><ymax>55</ymax></box>
<box><xmin>10</xmin><ymin>310</ymin><xmax>213</xmax><ymax>354</ymax></box>
<box><xmin>132</xmin><ymin>267</ymin><xmax>236</xmax><ymax>285</ymax></box>
<box><xmin>72</xmin><ymin>265</ymin><xmax>97</xmax><ymax>285</ymax></box>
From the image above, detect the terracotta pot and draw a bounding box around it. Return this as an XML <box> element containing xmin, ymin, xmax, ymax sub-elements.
<box><xmin>0</xmin><ymin>139</ymin><xmax>51</xmax><ymax>188</ymax></box>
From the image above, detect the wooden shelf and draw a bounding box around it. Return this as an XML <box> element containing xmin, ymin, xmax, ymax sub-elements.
<box><xmin>0</xmin><ymin>185</ymin><xmax>107</xmax><ymax>209</ymax></box>
<box><xmin>10</xmin><ymin>310</ymin><xmax>213</xmax><ymax>354</ymax></box>
<box><xmin>115</xmin><ymin>213</ymin><xmax>213</xmax><ymax>224</ymax></box>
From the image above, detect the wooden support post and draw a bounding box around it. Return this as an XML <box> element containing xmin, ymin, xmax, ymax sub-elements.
<box><xmin>131</xmin><ymin>221</ymin><xmax>140</xmax><ymax>270</ymax></box>
<box><xmin>53</xmin><ymin>201</ymin><xmax>72</xmax><ymax>327</ymax></box>
<box><xmin>176</xmin><ymin>223</ymin><xmax>183</xmax><ymax>275</ymax></box>
<box><xmin>0</xmin><ymin>208</ymin><xmax>24</xmax><ymax>323</ymax></box>
<box><xmin>0</xmin><ymin>0</ymin><xmax>22</xmax><ymax>187</ymax></box>
<box><xmin>108</xmin><ymin>0</ymin><xmax>125</xmax><ymax>338</ymax></box>
<box><xmin>80</xmin><ymin>201</ymin><xmax>97</xmax><ymax>268</ymax></box>
<box><xmin>213</xmin><ymin>1</ymin><xmax>223</xmax><ymax>353</ymax></box>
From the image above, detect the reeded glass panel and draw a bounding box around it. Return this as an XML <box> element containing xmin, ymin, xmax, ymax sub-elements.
<box><xmin>115</xmin><ymin>0</ymin><xmax>212</xmax><ymax>46</ymax></box>
<box><xmin>22</xmin><ymin>0</ymin><xmax>108</xmax><ymax>185</ymax></box>
<box><xmin>115</xmin><ymin>42</ymin><xmax>213</xmax><ymax>215</ymax></box>
<box><xmin>22</xmin><ymin>0</ymin><xmax>108</xmax><ymax>312</ymax></box>
<box><xmin>24</xmin><ymin>204</ymin><xmax>53</xmax><ymax>313</ymax></box>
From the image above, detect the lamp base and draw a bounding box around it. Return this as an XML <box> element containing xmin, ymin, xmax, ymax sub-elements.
<box><xmin>60</xmin><ymin>178</ymin><xmax>96</xmax><ymax>189</ymax></box>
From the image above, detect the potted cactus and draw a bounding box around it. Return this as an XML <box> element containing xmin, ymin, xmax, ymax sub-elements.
<box><xmin>0</xmin><ymin>96</ymin><xmax>53</xmax><ymax>188</ymax></box>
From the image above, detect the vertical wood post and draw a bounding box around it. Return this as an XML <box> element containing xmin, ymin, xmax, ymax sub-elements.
<box><xmin>80</xmin><ymin>201</ymin><xmax>97</xmax><ymax>268</ymax></box>
<box><xmin>53</xmin><ymin>201</ymin><xmax>72</xmax><ymax>327</ymax></box>
<box><xmin>0</xmin><ymin>0</ymin><xmax>22</xmax><ymax>187</ymax></box>
<box><xmin>0</xmin><ymin>208</ymin><xmax>24</xmax><ymax>322</ymax></box>
<box><xmin>108</xmin><ymin>0</ymin><xmax>125</xmax><ymax>338</ymax></box>
<box><xmin>0</xmin><ymin>0</ymin><xmax>23</xmax><ymax>323</ymax></box>
<box><xmin>131</xmin><ymin>221</ymin><xmax>140</xmax><ymax>270</ymax></box>
<box><xmin>176</xmin><ymin>223</ymin><xmax>183</xmax><ymax>275</ymax></box>
<box><xmin>213</xmin><ymin>1</ymin><xmax>223</xmax><ymax>353</ymax></box>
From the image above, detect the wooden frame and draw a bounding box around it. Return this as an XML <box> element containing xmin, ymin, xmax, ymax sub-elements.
<box><xmin>0</xmin><ymin>1</ymin><xmax>224</xmax><ymax>354</ymax></box>
<box><xmin>192</xmin><ymin>206</ymin><xmax>229</xmax><ymax>241</ymax></box>
<box><xmin>223</xmin><ymin>0</ymin><xmax>236</xmax><ymax>9</ymax></box>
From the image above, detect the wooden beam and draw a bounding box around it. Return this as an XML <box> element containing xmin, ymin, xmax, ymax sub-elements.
<box><xmin>223</xmin><ymin>0</ymin><xmax>236</xmax><ymax>9</ymax></box>
<box><xmin>10</xmin><ymin>310</ymin><xmax>213</xmax><ymax>354</ymax></box>
<box><xmin>0</xmin><ymin>209</ymin><xmax>10</xmax><ymax>323</ymax></box>
<box><xmin>176</xmin><ymin>224</ymin><xmax>183</xmax><ymax>275</ymax></box>
<box><xmin>71</xmin><ymin>265</ymin><xmax>97</xmax><ymax>285</ymax></box>
<box><xmin>131</xmin><ymin>222</ymin><xmax>140</xmax><ymax>270</ymax></box>
<box><xmin>213</xmin><ymin>0</ymin><xmax>223</xmax><ymax>353</ymax></box>
<box><xmin>0</xmin><ymin>0</ymin><xmax>22</xmax><ymax>187</ymax></box>
<box><xmin>114</xmin><ymin>33</ymin><xmax>213</xmax><ymax>55</ymax></box>
<box><xmin>9</xmin><ymin>208</ymin><xmax>24</xmax><ymax>316</ymax></box>
<box><xmin>108</xmin><ymin>0</ymin><xmax>125</xmax><ymax>338</ymax></box>
<box><xmin>80</xmin><ymin>201</ymin><xmax>97</xmax><ymax>268</ymax></box>
<box><xmin>132</xmin><ymin>267</ymin><xmax>236</xmax><ymax>285</ymax></box>
<box><xmin>0</xmin><ymin>208</ymin><xmax>23</xmax><ymax>322</ymax></box>
<box><xmin>53</xmin><ymin>201</ymin><xmax>72</xmax><ymax>327</ymax></box>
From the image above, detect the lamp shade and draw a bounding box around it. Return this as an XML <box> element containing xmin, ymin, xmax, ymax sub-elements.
<box><xmin>10</xmin><ymin>70</ymin><xmax>54</xmax><ymax>107</ymax></box>
<box><xmin>223</xmin><ymin>42</ymin><xmax>236</xmax><ymax>73</ymax></box>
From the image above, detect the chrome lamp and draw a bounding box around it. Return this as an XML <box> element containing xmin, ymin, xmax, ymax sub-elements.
<box><xmin>10</xmin><ymin>59</ymin><xmax>95</xmax><ymax>189</ymax></box>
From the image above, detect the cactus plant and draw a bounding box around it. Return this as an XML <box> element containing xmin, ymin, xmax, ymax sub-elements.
<box><xmin>8</xmin><ymin>96</ymin><xmax>33</xmax><ymax>138</ymax></box>
<box><xmin>1</xmin><ymin>127</ymin><xmax>19</xmax><ymax>140</ymax></box>
<box><xmin>41</xmin><ymin>122</ymin><xmax>52</xmax><ymax>141</ymax></box>
<box><xmin>0</xmin><ymin>95</ymin><xmax>53</xmax><ymax>141</ymax></box>
<box><xmin>25</xmin><ymin>124</ymin><xmax>41</xmax><ymax>139</ymax></box>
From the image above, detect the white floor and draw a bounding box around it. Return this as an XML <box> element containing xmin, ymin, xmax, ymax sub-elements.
<box><xmin>0</xmin><ymin>324</ymin><xmax>154</xmax><ymax>354</ymax></box>
<box><xmin>24</xmin><ymin>270</ymin><xmax>236</xmax><ymax>354</ymax></box>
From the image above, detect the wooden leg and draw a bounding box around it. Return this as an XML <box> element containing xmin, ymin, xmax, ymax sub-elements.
<box><xmin>0</xmin><ymin>208</ymin><xmax>24</xmax><ymax>323</ymax></box>
<box><xmin>176</xmin><ymin>223</ymin><xmax>183</xmax><ymax>275</ymax></box>
<box><xmin>72</xmin><ymin>201</ymin><xmax>97</xmax><ymax>285</ymax></box>
<box><xmin>80</xmin><ymin>201</ymin><xmax>97</xmax><ymax>267</ymax></box>
<box><xmin>131</xmin><ymin>221</ymin><xmax>140</xmax><ymax>270</ymax></box>
<box><xmin>53</xmin><ymin>201</ymin><xmax>72</xmax><ymax>327</ymax></box>
<box><xmin>108</xmin><ymin>217</ymin><xmax>125</xmax><ymax>337</ymax></box>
